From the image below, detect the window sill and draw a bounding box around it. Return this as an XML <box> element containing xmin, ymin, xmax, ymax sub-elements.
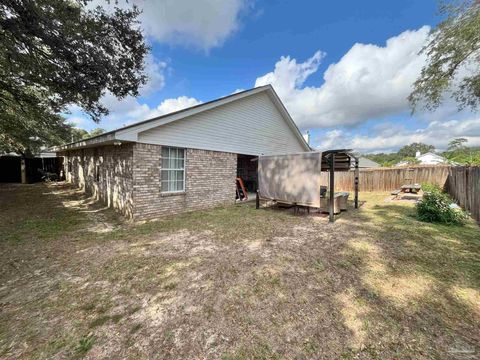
<box><xmin>160</xmin><ymin>191</ymin><xmax>186</xmax><ymax>197</ymax></box>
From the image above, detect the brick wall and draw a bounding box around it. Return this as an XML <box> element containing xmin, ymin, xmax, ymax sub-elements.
<box><xmin>61</xmin><ymin>143</ymin><xmax>237</xmax><ymax>221</ymax></box>
<box><xmin>132</xmin><ymin>143</ymin><xmax>237</xmax><ymax>220</ymax></box>
<box><xmin>61</xmin><ymin>144</ymin><xmax>134</xmax><ymax>218</ymax></box>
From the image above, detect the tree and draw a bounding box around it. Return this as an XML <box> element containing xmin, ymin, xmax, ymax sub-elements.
<box><xmin>447</xmin><ymin>137</ymin><xmax>468</xmax><ymax>151</ymax></box>
<box><xmin>87</xmin><ymin>128</ymin><xmax>106</xmax><ymax>138</ymax></box>
<box><xmin>0</xmin><ymin>0</ymin><xmax>148</xmax><ymax>154</ymax></box>
<box><xmin>400</xmin><ymin>156</ymin><xmax>421</xmax><ymax>165</ymax></box>
<box><xmin>409</xmin><ymin>1</ymin><xmax>480</xmax><ymax>112</ymax></box>
<box><xmin>0</xmin><ymin>108</ymin><xmax>74</xmax><ymax>156</ymax></box>
<box><xmin>397</xmin><ymin>143</ymin><xmax>435</xmax><ymax>157</ymax></box>
<box><xmin>364</xmin><ymin>152</ymin><xmax>403</xmax><ymax>167</ymax></box>
<box><xmin>70</xmin><ymin>128</ymin><xmax>89</xmax><ymax>143</ymax></box>
<box><xmin>444</xmin><ymin>137</ymin><xmax>480</xmax><ymax>164</ymax></box>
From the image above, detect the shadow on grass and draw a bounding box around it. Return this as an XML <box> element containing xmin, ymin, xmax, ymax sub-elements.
<box><xmin>329</xmin><ymin>199</ymin><xmax>480</xmax><ymax>358</ymax></box>
<box><xmin>0</xmin><ymin>184</ymin><xmax>479</xmax><ymax>359</ymax></box>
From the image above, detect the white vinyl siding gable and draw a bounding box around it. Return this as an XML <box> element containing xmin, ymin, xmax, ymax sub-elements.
<box><xmin>137</xmin><ymin>92</ymin><xmax>306</xmax><ymax>156</ymax></box>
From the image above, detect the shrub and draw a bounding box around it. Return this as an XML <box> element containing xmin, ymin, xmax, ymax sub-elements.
<box><xmin>421</xmin><ymin>183</ymin><xmax>442</xmax><ymax>193</ymax></box>
<box><xmin>416</xmin><ymin>186</ymin><xmax>468</xmax><ymax>225</ymax></box>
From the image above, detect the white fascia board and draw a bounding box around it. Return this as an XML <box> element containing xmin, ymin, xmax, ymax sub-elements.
<box><xmin>52</xmin><ymin>132</ymin><xmax>117</xmax><ymax>151</ymax></box>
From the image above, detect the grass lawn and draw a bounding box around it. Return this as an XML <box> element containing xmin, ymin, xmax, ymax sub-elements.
<box><xmin>0</xmin><ymin>182</ymin><xmax>479</xmax><ymax>359</ymax></box>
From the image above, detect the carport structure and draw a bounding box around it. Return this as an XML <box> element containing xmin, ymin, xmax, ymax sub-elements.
<box><xmin>256</xmin><ymin>149</ymin><xmax>359</xmax><ymax>222</ymax></box>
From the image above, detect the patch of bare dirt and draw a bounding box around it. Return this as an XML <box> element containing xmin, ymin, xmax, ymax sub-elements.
<box><xmin>0</xmin><ymin>184</ymin><xmax>479</xmax><ymax>359</ymax></box>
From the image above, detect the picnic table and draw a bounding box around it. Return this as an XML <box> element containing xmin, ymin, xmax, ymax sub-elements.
<box><xmin>400</xmin><ymin>183</ymin><xmax>421</xmax><ymax>194</ymax></box>
<box><xmin>391</xmin><ymin>183</ymin><xmax>422</xmax><ymax>199</ymax></box>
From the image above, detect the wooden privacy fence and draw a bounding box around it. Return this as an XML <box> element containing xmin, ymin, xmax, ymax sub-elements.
<box><xmin>320</xmin><ymin>165</ymin><xmax>451</xmax><ymax>192</ymax></box>
<box><xmin>319</xmin><ymin>165</ymin><xmax>479</xmax><ymax>222</ymax></box>
<box><xmin>445</xmin><ymin>166</ymin><xmax>480</xmax><ymax>223</ymax></box>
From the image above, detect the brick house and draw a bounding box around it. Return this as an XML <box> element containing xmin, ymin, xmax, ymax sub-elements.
<box><xmin>55</xmin><ymin>85</ymin><xmax>310</xmax><ymax>220</ymax></box>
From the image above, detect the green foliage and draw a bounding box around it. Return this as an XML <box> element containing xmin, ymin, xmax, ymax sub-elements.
<box><xmin>398</xmin><ymin>143</ymin><xmax>435</xmax><ymax>157</ymax></box>
<box><xmin>364</xmin><ymin>139</ymin><xmax>480</xmax><ymax>167</ymax></box>
<box><xmin>443</xmin><ymin>138</ymin><xmax>480</xmax><ymax>165</ymax></box>
<box><xmin>416</xmin><ymin>186</ymin><xmax>468</xmax><ymax>225</ymax></box>
<box><xmin>0</xmin><ymin>0</ymin><xmax>148</xmax><ymax>153</ymax></box>
<box><xmin>75</xmin><ymin>334</ymin><xmax>94</xmax><ymax>356</ymax></box>
<box><xmin>409</xmin><ymin>1</ymin><xmax>480</xmax><ymax>112</ymax></box>
<box><xmin>447</xmin><ymin>137</ymin><xmax>468</xmax><ymax>151</ymax></box>
<box><xmin>313</xmin><ymin>259</ymin><xmax>325</xmax><ymax>272</ymax></box>
<box><xmin>364</xmin><ymin>142</ymin><xmax>434</xmax><ymax>167</ymax></box>
<box><xmin>399</xmin><ymin>156</ymin><xmax>420</xmax><ymax>165</ymax></box>
<box><xmin>0</xmin><ymin>105</ymin><xmax>74</xmax><ymax>156</ymax></box>
<box><xmin>88</xmin><ymin>128</ymin><xmax>106</xmax><ymax>138</ymax></box>
<box><xmin>444</xmin><ymin>147</ymin><xmax>480</xmax><ymax>165</ymax></box>
<box><xmin>67</xmin><ymin>127</ymin><xmax>106</xmax><ymax>143</ymax></box>
<box><xmin>421</xmin><ymin>183</ymin><xmax>442</xmax><ymax>193</ymax></box>
<box><xmin>70</xmin><ymin>128</ymin><xmax>89</xmax><ymax>143</ymax></box>
<box><xmin>364</xmin><ymin>153</ymin><xmax>403</xmax><ymax>167</ymax></box>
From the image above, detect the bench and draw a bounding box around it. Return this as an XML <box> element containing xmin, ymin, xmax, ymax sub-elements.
<box><xmin>391</xmin><ymin>189</ymin><xmax>401</xmax><ymax>199</ymax></box>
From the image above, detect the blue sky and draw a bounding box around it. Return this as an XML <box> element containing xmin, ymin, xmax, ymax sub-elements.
<box><xmin>70</xmin><ymin>0</ymin><xmax>480</xmax><ymax>153</ymax></box>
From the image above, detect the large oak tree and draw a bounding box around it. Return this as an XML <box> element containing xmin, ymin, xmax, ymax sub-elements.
<box><xmin>0</xmin><ymin>0</ymin><xmax>148</xmax><ymax>155</ymax></box>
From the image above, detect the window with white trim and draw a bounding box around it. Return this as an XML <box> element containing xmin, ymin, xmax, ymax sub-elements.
<box><xmin>161</xmin><ymin>147</ymin><xmax>185</xmax><ymax>193</ymax></box>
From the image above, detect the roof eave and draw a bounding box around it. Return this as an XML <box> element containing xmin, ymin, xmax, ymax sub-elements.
<box><xmin>52</xmin><ymin>132</ymin><xmax>120</xmax><ymax>152</ymax></box>
<box><xmin>53</xmin><ymin>84</ymin><xmax>310</xmax><ymax>153</ymax></box>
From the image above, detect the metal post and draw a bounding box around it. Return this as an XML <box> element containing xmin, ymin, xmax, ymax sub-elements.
<box><xmin>354</xmin><ymin>157</ymin><xmax>359</xmax><ymax>209</ymax></box>
<box><xmin>329</xmin><ymin>153</ymin><xmax>335</xmax><ymax>222</ymax></box>
<box><xmin>20</xmin><ymin>157</ymin><xmax>27</xmax><ymax>184</ymax></box>
<box><xmin>256</xmin><ymin>189</ymin><xmax>260</xmax><ymax>209</ymax></box>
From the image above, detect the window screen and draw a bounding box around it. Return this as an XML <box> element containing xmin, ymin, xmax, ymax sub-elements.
<box><xmin>161</xmin><ymin>147</ymin><xmax>185</xmax><ymax>192</ymax></box>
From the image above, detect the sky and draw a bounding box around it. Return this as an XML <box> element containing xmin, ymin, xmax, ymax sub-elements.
<box><xmin>68</xmin><ymin>0</ymin><xmax>480</xmax><ymax>153</ymax></box>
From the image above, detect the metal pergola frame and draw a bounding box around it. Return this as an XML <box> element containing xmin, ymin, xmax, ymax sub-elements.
<box><xmin>322</xmin><ymin>149</ymin><xmax>359</xmax><ymax>222</ymax></box>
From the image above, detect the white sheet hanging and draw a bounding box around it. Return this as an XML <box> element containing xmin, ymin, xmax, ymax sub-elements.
<box><xmin>258</xmin><ymin>151</ymin><xmax>323</xmax><ymax>207</ymax></box>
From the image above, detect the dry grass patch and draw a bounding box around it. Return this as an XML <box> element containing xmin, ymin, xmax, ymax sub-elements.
<box><xmin>0</xmin><ymin>183</ymin><xmax>479</xmax><ymax>359</ymax></box>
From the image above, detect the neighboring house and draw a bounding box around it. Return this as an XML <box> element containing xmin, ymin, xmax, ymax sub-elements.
<box><xmin>357</xmin><ymin>157</ymin><xmax>380</xmax><ymax>168</ymax></box>
<box><xmin>415</xmin><ymin>151</ymin><xmax>448</xmax><ymax>165</ymax></box>
<box><xmin>54</xmin><ymin>85</ymin><xmax>310</xmax><ymax>220</ymax></box>
<box><xmin>396</xmin><ymin>151</ymin><xmax>449</xmax><ymax>166</ymax></box>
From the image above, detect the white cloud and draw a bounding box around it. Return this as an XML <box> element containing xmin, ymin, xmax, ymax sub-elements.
<box><xmin>152</xmin><ymin>96</ymin><xmax>202</xmax><ymax>116</ymax></box>
<box><xmin>66</xmin><ymin>116</ymin><xmax>88</xmax><ymax>127</ymax></box>
<box><xmin>255</xmin><ymin>26</ymin><xmax>431</xmax><ymax>128</ymax></box>
<box><xmin>256</xmin><ymin>25</ymin><xmax>480</xmax><ymax>152</ymax></box>
<box><xmin>91</xmin><ymin>0</ymin><xmax>251</xmax><ymax>50</ymax></box>
<box><xmin>66</xmin><ymin>95</ymin><xmax>201</xmax><ymax>131</ymax></box>
<box><xmin>140</xmin><ymin>55</ymin><xmax>168</xmax><ymax>96</ymax></box>
<box><xmin>122</xmin><ymin>96</ymin><xmax>202</xmax><ymax>123</ymax></box>
<box><xmin>256</xmin><ymin>51</ymin><xmax>325</xmax><ymax>94</ymax></box>
<box><xmin>315</xmin><ymin>117</ymin><xmax>480</xmax><ymax>153</ymax></box>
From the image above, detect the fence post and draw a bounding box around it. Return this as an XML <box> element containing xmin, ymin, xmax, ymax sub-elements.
<box><xmin>329</xmin><ymin>153</ymin><xmax>335</xmax><ymax>223</ymax></box>
<box><xmin>354</xmin><ymin>157</ymin><xmax>359</xmax><ymax>209</ymax></box>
